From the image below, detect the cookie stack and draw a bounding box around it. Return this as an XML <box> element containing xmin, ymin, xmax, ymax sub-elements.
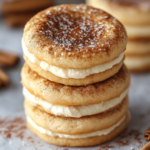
<box><xmin>21</xmin><ymin>4</ymin><xmax>130</xmax><ymax>147</ymax></box>
<box><xmin>0</xmin><ymin>0</ymin><xmax>52</xmax><ymax>27</ymax></box>
<box><xmin>87</xmin><ymin>0</ymin><xmax>150</xmax><ymax>72</ymax></box>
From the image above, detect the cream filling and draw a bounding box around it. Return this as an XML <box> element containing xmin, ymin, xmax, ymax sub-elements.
<box><xmin>125</xmin><ymin>25</ymin><xmax>150</xmax><ymax>38</ymax></box>
<box><xmin>27</xmin><ymin>115</ymin><xmax>126</xmax><ymax>139</ymax></box>
<box><xmin>22</xmin><ymin>39</ymin><xmax>124</xmax><ymax>79</ymax></box>
<box><xmin>23</xmin><ymin>87</ymin><xmax>128</xmax><ymax>118</ymax></box>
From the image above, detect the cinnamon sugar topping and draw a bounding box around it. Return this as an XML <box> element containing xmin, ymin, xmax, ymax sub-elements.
<box><xmin>28</xmin><ymin>5</ymin><xmax>126</xmax><ymax>56</ymax></box>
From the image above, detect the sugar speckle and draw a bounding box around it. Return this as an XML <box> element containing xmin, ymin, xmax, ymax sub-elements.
<box><xmin>30</xmin><ymin>4</ymin><xmax>126</xmax><ymax>57</ymax></box>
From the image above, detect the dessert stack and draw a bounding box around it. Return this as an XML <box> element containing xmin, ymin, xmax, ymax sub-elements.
<box><xmin>87</xmin><ymin>0</ymin><xmax>150</xmax><ymax>72</ymax></box>
<box><xmin>0</xmin><ymin>0</ymin><xmax>53</xmax><ymax>27</ymax></box>
<box><xmin>21</xmin><ymin>4</ymin><xmax>130</xmax><ymax>146</ymax></box>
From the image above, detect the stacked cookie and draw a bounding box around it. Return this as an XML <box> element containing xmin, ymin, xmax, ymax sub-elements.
<box><xmin>21</xmin><ymin>4</ymin><xmax>130</xmax><ymax>147</ymax></box>
<box><xmin>87</xmin><ymin>0</ymin><xmax>150</xmax><ymax>72</ymax></box>
<box><xmin>0</xmin><ymin>0</ymin><xmax>52</xmax><ymax>27</ymax></box>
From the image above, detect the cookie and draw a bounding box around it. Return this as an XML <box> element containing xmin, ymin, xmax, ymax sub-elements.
<box><xmin>86</xmin><ymin>0</ymin><xmax>150</xmax><ymax>26</ymax></box>
<box><xmin>125</xmin><ymin>39</ymin><xmax>150</xmax><ymax>56</ymax></box>
<box><xmin>86</xmin><ymin>0</ymin><xmax>150</xmax><ymax>39</ymax></box>
<box><xmin>24</xmin><ymin>99</ymin><xmax>129</xmax><ymax>146</ymax></box>
<box><xmin>22</xmin><ymin>4</ymin><xmax>127</xmax><ymax>85</ymax></box>
<box><xmin>87</xmin><ymin>0</ymin><xmax>150</xmax><ymax>72</ymax></box>
<box><xmin>21</xmin><ymin>63</ymin><xmax>130</xmax><ymax>105</ymax></box>
<box><xmin>1</xmin><ymin>0</ymin><xmax>52</xmax><ymax>14</ymax></box>
<box><xmin>21</xmin><ymin>4</ymin><xmax>130</xmax><ymax>147</ymax></box>
<box><xmin>124</xmin><ymin>55</ymin><xmax>150</xmax><ymax>72</ymax></box>
<box><xmin>27</xmin><ymin>112</ymin><xmax>129</xmax><ymax>147</ymax></box>
<box><xmin>4</xmin><ymin>13</ymin><xmax>35</xmax><ymax>27</ymax></box>
<box><xmin>21</xmin><ymin>63</ymin><xmax>130</xmax><ymax>117</ymax></box>
<box><xmin>1</xmin><ymin>0</ymin><xmax>52</xmax><ymax>27</ymax></box>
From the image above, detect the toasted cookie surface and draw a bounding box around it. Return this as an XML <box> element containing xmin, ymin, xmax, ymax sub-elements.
<box><xmin>23</xmin><ymin>4</ymin><xmax>127</xmax><ymax>69</ymax></box>
<box><xmin>21</xmin><ymin>63</ymin><xmax>130</xmax><ymax>105</ymax></box>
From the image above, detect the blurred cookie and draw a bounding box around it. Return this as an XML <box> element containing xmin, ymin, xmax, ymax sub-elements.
<box><xmin>125</xmin><ymin>39</ymin><xmax>150</xmax><ymax>56</ymax></box>
<box><xmin>1</xmin><ymin>0</ymin><xmax>52</xmax><ymax>27</ymax></box>
<box><xmin>124</xmin><ymin>55</ymin><xmax>150</xmax><ymax>72</ymax></box>
<box><xmin>4</xmin><ymin>13</ymin><xmax>35</xmax><ymax>27</ymax></box>
<box><xmin>86</xmin><ymin>0</ymin><xmax>150</xmax><ymax>26</ymax></box>
<box><xmin>1</xmin><ymin>0</ymin><xmax>52</xmax><ymax>14</ymax></box>
<box><xmin>87</xmin><ymin>0</ymin><xmax>150</xmax><ymax>72</ymax></box>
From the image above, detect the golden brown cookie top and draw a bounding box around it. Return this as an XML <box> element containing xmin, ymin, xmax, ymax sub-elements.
<box><xmin>23</xmin><ymin>4</ymin><xmax>127</xmax><ymax>69</ymax></box>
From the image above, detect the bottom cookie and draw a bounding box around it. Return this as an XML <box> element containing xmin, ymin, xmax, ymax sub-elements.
<box><xmin>27</xmin><ymin>111</ymin><xmax>130</xmax><ymax>147</ymax></box>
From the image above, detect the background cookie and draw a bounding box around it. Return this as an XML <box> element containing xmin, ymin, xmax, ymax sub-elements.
<box><xmin>86</xmin><ymin>0</ymin><xmax>150</xmax><ymax>72</ymax></box>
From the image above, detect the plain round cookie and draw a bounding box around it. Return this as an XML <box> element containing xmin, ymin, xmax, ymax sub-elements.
<box><xmin>24</xmin><ymin>97</ymin><xmax>128</xmax><ymax>135</ymax></box>
<box><xmin>125</xmin><ymin>55</ymin><xmax>150</xmax><ymax>72</ymax></box>
<box><xmin>86</xmin><ymin>0</ymin><xmax>150</xmax><ymax>26</ymax></box>
<box><xmin>23</xmin><ymin>4</ymin><xmax>127</xmax><ymax>69</ymax></box>
<box><xmin>27</xmin><ymin>111</ymin><xmax>129</xmax><ymax>146</ymax></box>
<box><xmin>24</xmin><ymin>55</ymin><xmax>124</xmax><ymax>86</ymax></box>
<box><xmin>125</xmin><ymin>39</ymin><xmax>150</xmax><ymax>56</ymax></box>
<box><xmin>21</xmin><ymin>63</ymin><xmax>130</xmax><ymax>105</ymax></box>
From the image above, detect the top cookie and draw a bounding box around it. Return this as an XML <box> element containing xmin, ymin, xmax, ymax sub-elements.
<box><xmin>23</xmin><ymin>4</ymin><xmax>127</xmax><ymax>69</ymax></box>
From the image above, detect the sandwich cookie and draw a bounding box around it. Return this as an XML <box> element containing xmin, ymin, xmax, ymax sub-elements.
<box><xmin>22</xmin><ymin>4</ymin><xmax>127</xmax><ymax>86</ymax></box>
<box><xmin>24</xmin><ymin>98</ymin><xmax>130</xmax><ymax>146</ymax></box>
<box><xmin>21</xmin><ymin>63</ymin><xmax>130</xmax><ymax>118</ymax></box>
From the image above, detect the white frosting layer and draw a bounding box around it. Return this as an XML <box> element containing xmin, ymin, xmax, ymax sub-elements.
<box><xmin>125</xmin><ymin>25</ymin><xmax>150</xmax><ymax>38</ymax></box>
<box><xmin>23</xmin><ymin>87</ymin><xmax>128</xmax><ymax>118</ymax></box>
<box><xmin>22</xmin><ymin>39</ymin><xmax>124</xmax><ymax>79</ymax></box>
<box><xmin>27</xmin><ymin>115</ymin><xmax>126</xmax><ymax>138</ymax></box>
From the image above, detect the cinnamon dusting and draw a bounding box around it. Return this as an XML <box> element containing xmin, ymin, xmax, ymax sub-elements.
<box><xmin>0</xmin><ymin>117</ymin><xmax>26</xmax><ymax>139</ymax></box>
